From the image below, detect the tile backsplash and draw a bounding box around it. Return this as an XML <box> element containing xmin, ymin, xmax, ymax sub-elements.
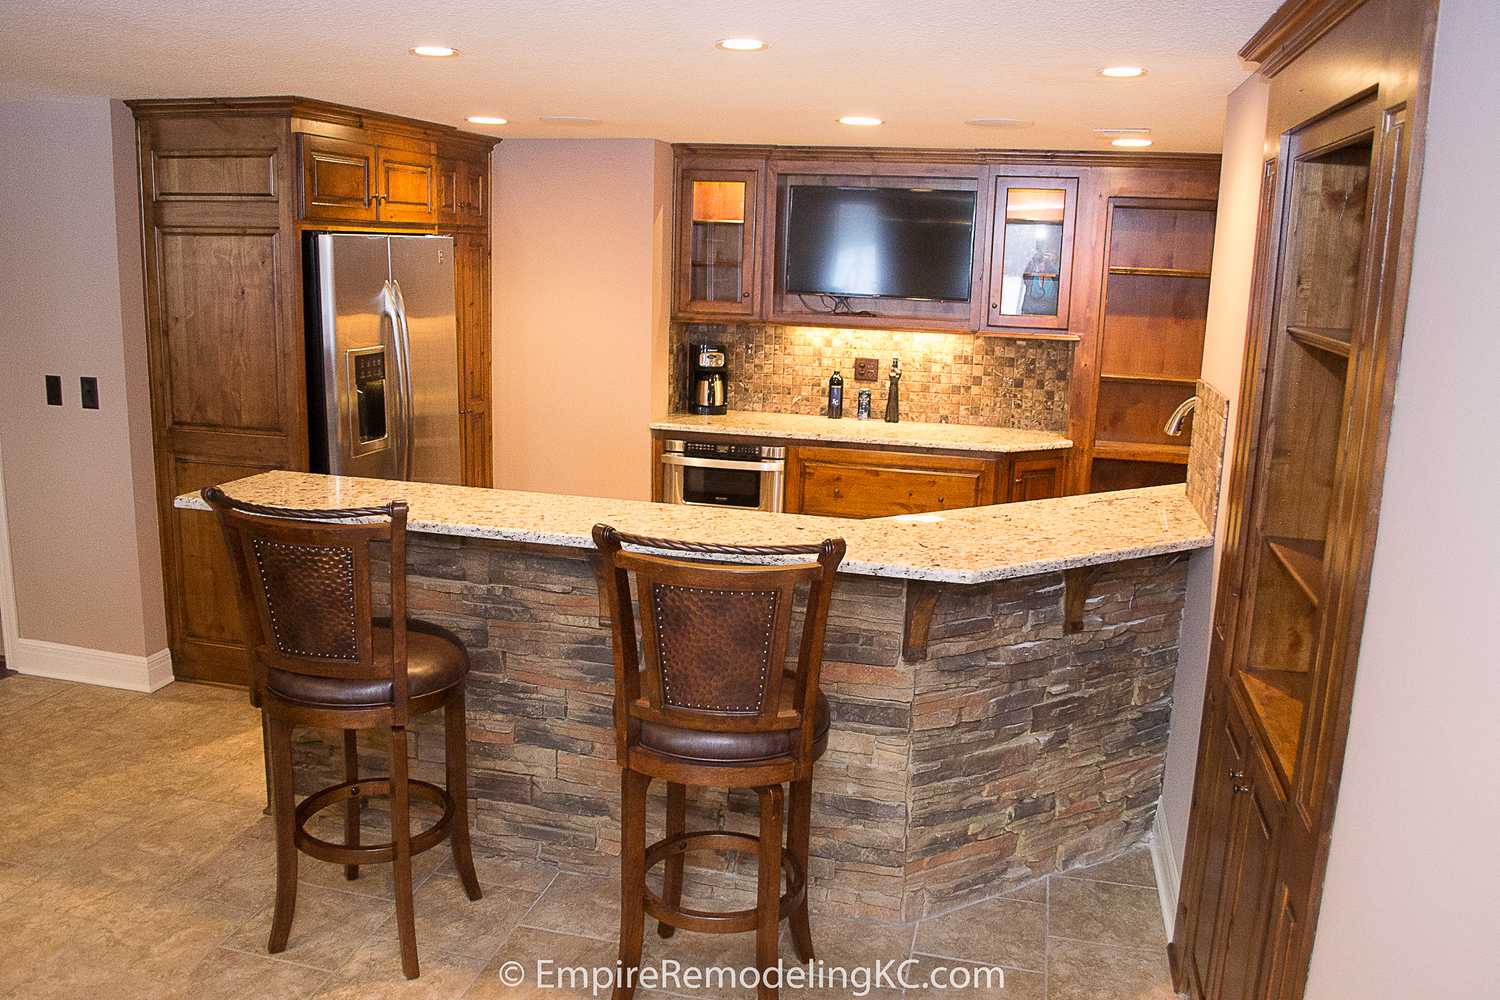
<box><xmin>670</xmin><ymin>324</ymin><xmax>1073</xmax><ymax>432</ymax></box>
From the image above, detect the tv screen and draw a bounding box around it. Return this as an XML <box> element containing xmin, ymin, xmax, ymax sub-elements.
<box><xmin>783</xmin><ymin>185</ymin><xmax>976</xmax><ymax>301</ymax></box>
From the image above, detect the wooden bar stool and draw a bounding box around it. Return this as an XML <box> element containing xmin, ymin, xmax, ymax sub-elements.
<box><xmin>592</xmin><ymin>525</ymin><xmax>846</xmax><ymax>1000</ymax></box>
<box><xmin>204</xmin><ymin>487</ymin><xmax>482</xmax><ymax>980</ymax></box>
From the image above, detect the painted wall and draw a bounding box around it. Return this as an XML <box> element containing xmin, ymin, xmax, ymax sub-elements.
<box><xmin>490</xmin><ymin>139</ymin><xmax>673</xmax><ymax>500</ymax></box>
<box><xmin>1157</xmin><ymin>73</ymin><xmax>1270</xmax><ymax>907</ymax></box>
<box><xmin>1304</xmin><ymin>2</ymin><xmax>1500</xmax><ymax>994</ymax></box>
<box><xmin>0</xmin><ymin>98</ymin><xmax>166</xmax><ymax>664</ymax></box>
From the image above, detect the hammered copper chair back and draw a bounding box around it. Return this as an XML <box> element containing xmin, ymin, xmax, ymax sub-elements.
<box><xmin>203</xmin><ymin>486</ymin><xmax>412</xmax><ymax>714</ymax></box>
<box><xmin>592</xmin><ymin>524</ymin><xmax>845</xmax><ymax>768</ymax></box>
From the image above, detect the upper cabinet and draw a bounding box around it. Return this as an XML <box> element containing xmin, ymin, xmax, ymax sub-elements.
<box><xmin>299</xmin><ymin>130</ymin><xmax>470</xmax><ymax>227</ymax></box>
<box><xmin>674</xmin><ymin>164</ymin><xmax>763</xmax><ymax>318</ymax></box>
<box><xmin>984</xmin><ymin>175</ymin><xmax>1079</xmax><ymax>332</ymax></box>
<box><xmin>300</xmin><ymin>134</ymin><xmax>379</xmax><ymax>223</ymax></box>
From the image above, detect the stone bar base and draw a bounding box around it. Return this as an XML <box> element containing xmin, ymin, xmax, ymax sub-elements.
<box><xmin>293</xmin><ymin>535</ymin><xmax>1187</xmax><ymax>922</ymax></box>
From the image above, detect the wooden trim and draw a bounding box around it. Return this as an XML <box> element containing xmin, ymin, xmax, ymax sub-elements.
<box><xmin>1239</xmin><ymin>0</ymin><xmax>1368</xmax><ymax>76</ymax></box>
<box><xmin>673</xmin><ymin>143</ymin><xmax>1221</xmax><ymax>170</ymax></box>
<box><xmin>901</xmin><ymin>581</ymin><xmax>942</xmax><ymax>660</ymax></box>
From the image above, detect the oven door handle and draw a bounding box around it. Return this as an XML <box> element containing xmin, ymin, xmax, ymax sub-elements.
<box><xmin>660</xmin><ymin>454</ymin><xmax>786</xmax><ymax>473</ymax></box>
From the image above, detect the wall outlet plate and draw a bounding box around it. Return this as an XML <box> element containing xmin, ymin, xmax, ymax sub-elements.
<box><xmin>854</xmin><ymin>357</ymin><xmax>880</xmax><ymax>381</ymax></box>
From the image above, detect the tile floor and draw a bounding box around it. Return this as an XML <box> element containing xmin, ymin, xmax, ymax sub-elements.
<box><xmin>0</xmin><ymin>675</ymin><xmax>1180</xmax><ymax>999</ymax></box>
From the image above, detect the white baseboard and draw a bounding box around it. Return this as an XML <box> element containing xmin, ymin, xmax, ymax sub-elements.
<box><xmin>14</xmin><ymin>638</ymin><xmax>173</xmax><ymax>693</ymax></box>
<box><xmin>1151</xmin><ymin>808</ymin><xmax>1182</xmax><ymax>938</ymax></box>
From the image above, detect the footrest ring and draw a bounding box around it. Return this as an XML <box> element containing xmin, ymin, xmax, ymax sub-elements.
<box><xmin>292</xmin><ymin>777</ymin><xmax>454</xmax><ymax>866</ymax></box>
<box><xmin>642</xmin><ymin>829</ymin><xmax>806</xmax><ymax>935</ymax></box>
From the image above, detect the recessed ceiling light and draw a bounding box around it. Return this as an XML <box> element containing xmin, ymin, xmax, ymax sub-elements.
<box><xmin>837</xmin><ymin>115</ymin><xmax>883</xmax><ymax>127</ymax></box>
<box><xmin>540</xmin><ymin>115</ymin><xmax>602</xmax><ymax>126</ymax></box>
<box><xmin>965</xmin><ymin>117</ymin><xmax>1033</xmax><ymax>128</ymax></box>
<box><xmin>715</xmin><ymin>37</ymin><xmax>769</xmax><ymax>51</ymax></box>
<box><xmin>465</xmin><ymin>116</ymin><xmax>508</xmax><ymax>126</ymax></box>
<box><xmin>1100</xmin><ymin>66</ymin><xmax>1146</xmax><ymax>78</ymax></box>
<box><xmin>410</xmin><ymin>45</ymin><xmax>458</xmax><ymax>58</ymax></box>
<box><xmin>1111</xmin><ymin>137</ymin><xmax>1154</xmax><ymax>147</ymax></box>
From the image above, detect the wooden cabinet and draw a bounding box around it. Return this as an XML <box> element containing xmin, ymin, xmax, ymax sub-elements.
<box><xmin>785</xmin><ymin>446</ymin><xmax>999</xmax><ymax>518</ymax></box>
<box><xmin>984</xmin><ymin>175</ymin><xmax>1079</xmax><ymax>332</ymax></box>
<box><xmin>131</xmin><ymin>96</ymin><xmax>498</xmax><ymax>686</ymax></box>
<box><xmin>1006</xmin><ymin>453</ymin><xmax>1065</xmax><ymax>502</ymax></box>
<box><xmin>1170</xmin><ymin>2</ymin><xmax>1437</xmax><ymax>998</ymax></box>
<box><xmin>675</xmin><ymin>164</ymin><xmax>762</xmax><ymax>318</ymax></box>
<box><xmin>438</xmin><ymin>153</ymin><xmax>489</xmax><ymax>229</ymax></box>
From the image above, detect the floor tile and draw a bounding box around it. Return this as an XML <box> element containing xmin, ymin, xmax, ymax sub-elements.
<box><xmin>439</xmin><ymin>847</ymin><xmax>558</xmax><ymax>895</ymax></box>
<box><xmin>520</xmin><ymin>872</ymin><xmax>620</xmax><ymax>941</ymax></box>
<box><xmin>902</xmin><ymin>956</ymin><xmax>1045</xmax><ymax>1000</ymax></box>
<box><xmin>464</xmin><ymin>925</ymin><xmax>616</xmax><ymax>999</ymax></box>
<box><xmin>782</xmin><ymin>915</ymin><xmax>914</xmax><ymax>1000</ymax></box>
<box><xmin>389</xmin><ymin>873</ymin><xmax>541</xmax><ymax>961</ymax></box>
<box><xmin>1047</xmin><ymin>937</ymin><xmax>1177</xmax><ymax>1000</ymax></box>
<box><xmin>1066</xmin><ymin>845</ymin><xmax>1157</xmax><ymax>887</ymax></box>
<box><xmin>914</xmin><ymin>895</ymin><xmax>1047</xmax><ymax>973</ymax></box>
<box><xmin>152</xmin><ymin>947</ymin><xmax>334</xmax><ymax>1000</ymax></box>
<box><xmin>1048</xmin><ymin>876</ymin><xmax>1166</xmax><ymax>950</ymax></box>
<box><xmin>224</xmin><ymin>882</ymin><xmax>396</xmax><ymax>972</ymax></box>
<box><xmin>311</xmin><ymin>939</ymin><xmax>487</xmax><ymax>999</ymax></box>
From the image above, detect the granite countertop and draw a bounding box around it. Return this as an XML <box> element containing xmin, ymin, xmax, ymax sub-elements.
<box><xmin>650</xmin><ymin>412</ymin><xmax>1071</xmax><ymax>454</ymax></box>
<box><xmin>176</xmin><ymin>471</ymin><xmax>1210</xmax><ymax>585</ymax></box>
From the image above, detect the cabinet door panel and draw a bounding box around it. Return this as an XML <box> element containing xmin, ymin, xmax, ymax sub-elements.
<box><xmin>459</xmin><ymin>157</ymin><xmax>487</xmax><ymax>226</ymax></box>
<box><xmin>1186</xmin><ymin>710</ymin><xmax>1246</xmax><ymax>993</ymax></box>
<box><xmin>789</xmin><ymin>447</ymin><xmax>995</xmax><ymax>518</ymax></box>
<box><xmin>1008</xmin><ymin>453</ymin><xmax>1066</xmax><ymax>501</ymax></box>
<box><xmin>986</xmin><ymin>176</ymin><xmax>1079</xmax><ymax>331</ymax></box>
<box><xmin>376</xmin><ymin>147</ymin><xmax>438</xmax><ymax>223</ymax></box>
<box><xmin>676</xmin><ymin>167</ymin><xmax>760</xmax><ymax>317</ymax></box>
<box><xmin>300</xmin><ymin>134</ymin><xmax>377</xmax><ymax>222</ymax></box>
<box><xmin>1214</xmin><ymin>749</ymin><xmax>1280</xmax><ymax>1000</ymax></box>
<box><xmin>436</xmin><ymin>156</ymin><xmax>460</xmax><ymax>225</ymax></box>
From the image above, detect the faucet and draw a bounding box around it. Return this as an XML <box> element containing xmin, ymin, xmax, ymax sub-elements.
<box><xmin>1164</xmin><ymin>396</ymin><xmax>1199</xmax><ymax>437</ymax></box>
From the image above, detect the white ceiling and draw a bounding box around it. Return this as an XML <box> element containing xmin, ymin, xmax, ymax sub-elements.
<box><xmin>0</xmin><ymin>0</ymin><xmax>1274</xmax><ymax>152</ymax></box>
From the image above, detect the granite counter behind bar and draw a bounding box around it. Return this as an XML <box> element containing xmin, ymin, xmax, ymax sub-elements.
<box><xmin>176</xmin><ymin>474</ymin><xmax>1206</xmax><ymax>920</ymax></box>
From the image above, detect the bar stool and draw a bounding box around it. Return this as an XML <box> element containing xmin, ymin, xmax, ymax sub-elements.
<box><xmin>592</xmin><ymin>525</ymin><xmax>846</xmax><ymax>1000</ymax></box>
<box><xmin>204</xmin><ymin>487</ymin><xmax>482</xmax><ymax>980</ymax></box>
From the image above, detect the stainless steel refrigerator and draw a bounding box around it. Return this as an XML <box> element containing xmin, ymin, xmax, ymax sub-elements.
<box><xmin>305</xmin><ymin>233</ymin><xmax>462</xmax><ymax>485</ymax></box>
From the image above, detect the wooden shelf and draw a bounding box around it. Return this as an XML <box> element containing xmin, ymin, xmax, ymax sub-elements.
<box><xmin>1093</xmin><ymin>440</ymin><xmax>1190</xmax><ymax>464</ymax></box>
<box><xmin>1265</xmin><ymin>537</ymin><xmax>1325</xmax><ymax>607</ymax></box>
<box><xmin>1108</xmin><ymin>266</ymin><xmax>1213</xmax><ymax>279</ymax></box>
<box><xmin>1287</xmin><ymin>325</ymin><xmax>1353</xmax><ymax>358</ymax></box>
<box><xmin>1238</xmin><ymin>669</ymin><xmax>1309</xmax><ymax>782</ymax></box>
<box><xmin>1099</xmin><ymin>372</ymin><xmax>1199</xmax><ymax>385</ymax></box>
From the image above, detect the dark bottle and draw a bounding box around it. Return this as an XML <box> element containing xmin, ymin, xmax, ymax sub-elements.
<box><xmin>827</xmin><ymin>371</ymin><xmax>844</xmax><ymax>418</ymax></box>
<box><xmin>883</xmin><ymin>356</ymin><xmax>902</xmax><ymax>423</ymax></box>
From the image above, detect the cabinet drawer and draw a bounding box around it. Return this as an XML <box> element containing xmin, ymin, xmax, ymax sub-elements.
<box><xmin>788</xmin><ymin>447</ymin><xmax>996</xmax><ymax>519</ymax></box>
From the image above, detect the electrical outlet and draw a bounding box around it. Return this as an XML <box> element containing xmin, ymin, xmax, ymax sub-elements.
<box><xmin>80</xmin><ymin>376</ymin><xmax>99</xmax><ymax>410</ymax></box>
<box><xmin>45</xmin><ymin>374</ymin><xmax>63</xmax><ymax>406</ymax></box>
<box><xmin>853</xmin><ymin>357</ymin><xmax>880</xmax><ymax>381</ymax></box>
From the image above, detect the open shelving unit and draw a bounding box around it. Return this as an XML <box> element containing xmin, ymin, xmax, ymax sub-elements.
<box><xmin>1087</xmin><ymin>198</ymin><xmax>1218</xmax><ymax>492</ymax></box>
<box><xmin>1232</xmin><ymin>129</ymin><xmax>1374</xmax><ymax>785</ymax></box>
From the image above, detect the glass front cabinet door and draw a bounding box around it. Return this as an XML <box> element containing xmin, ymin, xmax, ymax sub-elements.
<box><xmin>676</xmin><ymin>167</ymin><xmax>761</xmax><ymax>317</ymax></box>
<box><xmin>985</xmin><ymin>176</ymin><xmax>1079</xmax><ymax>331</ymax></box>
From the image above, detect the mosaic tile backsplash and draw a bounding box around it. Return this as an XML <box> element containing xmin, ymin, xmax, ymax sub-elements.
<box><xmin>670</xmin><ymin>323</ymin><xmax>1073</xmax><ymax>432</ymax></box>
<box><xmin>1186</xmin><ymin>379</ymin><xmax>1231</xmax><ymax>528</ymax></box>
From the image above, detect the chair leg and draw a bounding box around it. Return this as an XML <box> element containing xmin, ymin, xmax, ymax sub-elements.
<box><xmin>342</xmin><ymin>729</ymin><xmax>360</xmax><ymax>881</ymax></box>
<box><xmin>260</xmin><ymin>712</ymin><xmax>274</xmax><ymax>817</ymax></box>
<box><xmin>389</xmin><ymin>726</ymin><xmax>420</xmax><ymax>980</ymax></box>
<box><xmin>266</xmin><ymin>714</ymin><xmax>298</xmax><ymax>955</ymax></box>
<box><xmin>614</xmin><ymin>769</ymin><xmax>650</xmax><ymax>1000</ymax></box>
<box><xmin>756</xmin><ymin>784</ymin><xmax>785</xmax><ymax>1000</ymax></box>
<box><xmin>445</xmin><ymin>688</ymin><xmax>482</xmax><ymax>901</ymax></box>
<box><xmin>787</xmin><ymin>778</ymin><xmax>815</xmax><ymax>962</ymax></box>
<box><xmin>658</xmin><ymin>782</ymin><xmax>686</xmax><ymax>939</ymax></box>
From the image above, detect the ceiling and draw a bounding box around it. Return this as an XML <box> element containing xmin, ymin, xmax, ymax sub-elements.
<box><xmin>0</xmin><ymin>0</ymin><xmax>1275</xmax><ymax>152</ymax></box>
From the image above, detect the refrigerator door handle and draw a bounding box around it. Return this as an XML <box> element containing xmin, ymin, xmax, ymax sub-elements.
<box><xmin>389</xmin><ymin>278</ymin><xmax>417</xmax><ymax>481</ymax></box>
<box><xmin>378</xmin><ymin>279</ymin><xmax>410</xmax><ymax>482</ymax></box>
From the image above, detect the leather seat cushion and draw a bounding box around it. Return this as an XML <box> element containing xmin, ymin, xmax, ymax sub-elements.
<box><xmin>266</xmin><ymin>618</ymin><xmax>468</xmax><ymax>708</ymax></box>
<box><xmin>637</xmin><ymin>679</ymin><xmax>831</xmax><ymax>765</ymax></box>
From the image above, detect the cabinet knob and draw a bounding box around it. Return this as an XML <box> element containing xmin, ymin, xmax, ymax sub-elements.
<box><xmin>1233</xmin><ymin>784</ymin><xmax>1251</xmax><ymax>795</ymax></box>
<box><xmin>1227</xmin><ymin>769</ymin><xmax>1245</xmax><ymax>780</ymax></box>
<box><xmin>742</xmin><ymin>291</ymin><xmax>751</xmax><ymax>299</ymax></box>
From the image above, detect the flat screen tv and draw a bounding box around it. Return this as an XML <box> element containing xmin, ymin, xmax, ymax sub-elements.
<box><xmin>782</xmin><ymin>185</ymin><xmax>976</xmax><ymax>302</ymax></box>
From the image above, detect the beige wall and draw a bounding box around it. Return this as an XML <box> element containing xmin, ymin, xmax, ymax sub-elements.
<box><xmin>0</xmin><ymin>98</ymin><xmax>166</xmax><ymax>662</ymax></box>
<box><xmin>490</xmin><ymin>139</ymin><xmax>673</xmax><ymax>500</ymax></box>
<box><xmin>1159</xmin><ymin>75</ymin><xmax>1270</xmax><ymax>892</ymax></box>
<box><xmin>1304</xmin><ymin>2</ymin><xmax>1499</xmax><ymax>993</ymax></box>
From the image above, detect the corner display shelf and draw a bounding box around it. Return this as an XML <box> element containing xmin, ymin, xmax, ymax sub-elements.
<box><xmin>1086</xmin><ymin>198</ymin><xmax>1218</xmax><ymax>492</ymax></box>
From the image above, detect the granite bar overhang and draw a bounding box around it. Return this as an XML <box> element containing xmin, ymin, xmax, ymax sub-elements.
<box><xmin>175</xmin><ymin>472</ymin><xmax>1210</xmax><ymax>920</ymax></box>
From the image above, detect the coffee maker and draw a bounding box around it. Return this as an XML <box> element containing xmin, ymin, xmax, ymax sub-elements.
<box><xmin>689</xmin><ymin>342</ymin><xmax>728</xmax><ymax>415</ymax></box>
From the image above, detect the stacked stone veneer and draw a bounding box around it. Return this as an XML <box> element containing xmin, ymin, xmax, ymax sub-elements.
<box><xmin>294</xmin><ymin>536</ymin><xmax>1187</xmax><ymax>922</ymax></box>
